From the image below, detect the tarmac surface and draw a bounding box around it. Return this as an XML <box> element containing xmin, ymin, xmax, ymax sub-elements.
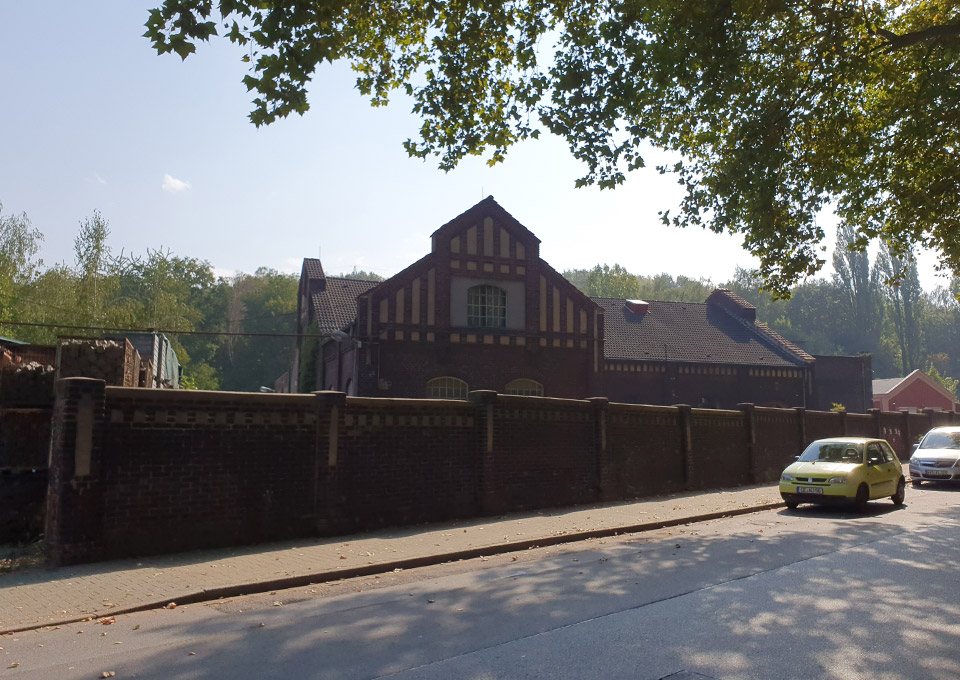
<box><xmin>0</xmin><ymin>484</ymin><xmax>783</xmax><ymax>634</ymax></box>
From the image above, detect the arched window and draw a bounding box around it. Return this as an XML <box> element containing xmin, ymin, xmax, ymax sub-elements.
<box><xmin>467</xmin><ymin>285</ymin><xmax>506</xmax><ymax>328</ymax></box>
<box><xmin>426</xmin><ymin>376</ymin><xmax>469</xmax><ymax>400</ymax></box>
<box><xmin>504</xmin><ymin>379</ymin><xmax>543</xmax><ymax>397</ymax></box>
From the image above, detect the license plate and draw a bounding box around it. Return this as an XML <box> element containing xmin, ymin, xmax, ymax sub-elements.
<box><xmin>797</xmin><ymin>486</ymin><xmax>823</xmax><ymax>495</ymax></box>
<box><xmin>924</xmin><ymin>470</ymin><xmax>950</xmax><ymax>478</ymax></box>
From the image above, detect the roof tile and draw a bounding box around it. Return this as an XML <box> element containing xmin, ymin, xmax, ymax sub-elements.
<box><xmin>595</xmin><ymin>297</ymin><xmax>809</xmax><ymax>367</ymax></box>
<box><xmin>311</xmin><ymin>277</ymin><xmax>378</xmax><ymax>334</ymax></box>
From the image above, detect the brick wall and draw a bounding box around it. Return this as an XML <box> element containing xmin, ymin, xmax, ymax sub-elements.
<box><xmin>45</xmin><ymin>381</ymin><xmax>960</xmax><ymax>565</ymax></box>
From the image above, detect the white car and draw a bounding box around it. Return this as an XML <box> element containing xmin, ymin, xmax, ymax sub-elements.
<box><xmin>909</xmin><ymin>426</ymin><xmax>960</xmax><ymax>486</ymax></box>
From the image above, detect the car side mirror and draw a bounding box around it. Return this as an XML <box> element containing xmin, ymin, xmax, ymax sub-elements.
<box><xmin>794</xmin><ymin>456</ymin><xmax>800</xmax><ymax>461</ymax></box>
<box><xmin>912</xmin><ymin>443</ymin><xmax>919</xmax><ymax>452</ymax></box>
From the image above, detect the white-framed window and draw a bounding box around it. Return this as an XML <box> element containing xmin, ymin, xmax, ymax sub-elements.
<box><xmin>504</xmin><ymin>379</ymin><xmax>543</xmax><ymax>396</ymax></box>
<box><xmin>467</xmin><ymin>285</ymin><xmax>507</xmax><ymax>328</ymax></box>
<box><xmin>426</xmin><ymin>376</ymin><xmax>469</xmax><ymax>399</ymax></box>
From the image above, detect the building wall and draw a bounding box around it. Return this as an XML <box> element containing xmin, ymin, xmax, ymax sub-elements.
<box><xmin>46</xmin><ymin>379</ymin><xmax>960</xmax><ymax>566</ymax></box>
<box><xmin>875</xmin><ymin>379</ymin><xmax>956</xmax><ymax>412</ymax></box>
<box><xmin>353</xmin><ymin>207</ymin><xmax>604</xmax><ymax>399</ymax></box>
<box><xmin>359</xmin><ymin>338</ymin><xmax>593</xmax><ymax>398</ymax></box>
<box><xmin>811</xmin><ymin>354</ymin><xmax>872</xmax><ymax>412</ymax></box>
<box><xmin>601</xmin><ymin>361</ymin><xmax>807</xmax><ymax>409</ymax></box>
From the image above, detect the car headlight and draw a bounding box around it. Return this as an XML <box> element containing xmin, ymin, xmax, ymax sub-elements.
<box><xmin>781</xmin><ymin>473</ymin><xmax>794</xmax><ymax>482</ymax></box>
<box><xmin>828</xmin><ymin>476</ymin><xmax>846</xmax><ymax>484</ymax></box>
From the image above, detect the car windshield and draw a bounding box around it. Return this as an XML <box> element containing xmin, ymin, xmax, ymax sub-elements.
<box><xmin>798</xmin><ymin>442</ymin><xmax>863</xmax><ymax>464</ymax></box>
<box><xmin>919</xmin><ymin>431</ymin><xmax>960</xmax><ymax>450</ymax></box>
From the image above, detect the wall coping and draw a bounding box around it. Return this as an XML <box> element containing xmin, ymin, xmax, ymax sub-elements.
<box><xmin>691</xmin><ymin>407</ymin><xmax>745</xmax><ymax>417</ymax></box>
<box><xmin>607</xmin><ymin>403</ymin><xmax>678</xmax><ymax>416</ymax></box>
<box><xmin>105</xmin><ymin>387</ymin><xmax>316</xmax><ymax>408</ymax></box>
<box><xmin>347</xmin><ymin>396</ymin><xmax>475</xmax><ymax>409</ymax></box>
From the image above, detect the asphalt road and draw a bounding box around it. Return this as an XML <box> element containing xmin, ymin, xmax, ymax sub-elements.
<box><xmin>3</xmin><ymin>483</ymin><xmax>960</xmax><ymax>680</ymax></box>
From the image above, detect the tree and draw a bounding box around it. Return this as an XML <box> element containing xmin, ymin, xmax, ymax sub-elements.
<box><xmin>878</xmin><ymin>245</ymin><xmax>923</xmax><ymax>375</ymax></box>
<box><xmin>73</xmin><ymin>210</ymin><xmax>112</xmax><ymax>324</ymax></box>
<box><xmin>215</xmin><ymin>268</ymin><xmax>298</xmax><ymax>391</ymax></box>
<box><xmin>0</xmin><ymin>202</ymin><xmax>44</xmax><ymax>323</ymax></box>
<box><xmin>583</xmin><ymin>264</ymin><xmax>641</xmax><ymax>299</ymax></box>
<box><xmin>832</xmin><ymin>224</ymin><xmax>883</xmax><ymax>355</ymax></box>
<box><xmin>145</xmin><ymin>1</ymin><xmax>960</xmax><ymax>295</ymax></box>
<box><xmin>336</xmin><ymin>269</ymin><xmax>384</xmax><ymax>282</ymax></box>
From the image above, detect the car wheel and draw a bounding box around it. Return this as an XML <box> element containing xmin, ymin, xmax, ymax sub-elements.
<box><xmin>892</xmin><ymin>478</ymin><xmax>906</xmax><ymax>506</ymax></box>
<box><xmin>854</xmin><ymin>484</ymin><xmax>869</xmax><ymax>513</ymax></box>
<box><xmin>911</xmin><ymin>479</ymin><xmax>923</xmax><ymax>488</ymax></box>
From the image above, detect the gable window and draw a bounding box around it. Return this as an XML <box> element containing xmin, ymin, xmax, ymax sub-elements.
<box><xmin>467</xmin><ymin>285</ymin><xmax>506</xmax><ymax>328</ymax></box>
<box><xmin>426</xmin><ymin>376</ymin><xmax>469</xmax><ymax>400</ymax></box>
<box><xmin>504</xmin><ymin>379</ymin><xmax>543</xmax><ymax>397</ymax></box>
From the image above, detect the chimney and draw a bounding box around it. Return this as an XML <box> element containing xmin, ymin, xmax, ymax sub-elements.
<box><xmin>625</xmin><ymin>300</ymin><xmax>649</xmax><ymax>315</ymax></box>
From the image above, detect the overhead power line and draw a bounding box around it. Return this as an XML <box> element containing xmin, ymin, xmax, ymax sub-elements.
<box><xmin>0</xmin><ymin>319</ymin><xmax>307</xmax><ymax>339</ymax></box>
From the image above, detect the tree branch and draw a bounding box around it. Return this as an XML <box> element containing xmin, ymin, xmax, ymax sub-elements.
<box><xmin>875</xmin><ymin>23</ymin><xmax>960</xmax><ymax>50</ymax></box>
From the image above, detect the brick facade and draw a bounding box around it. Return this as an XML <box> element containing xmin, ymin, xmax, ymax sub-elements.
<box><xmin>294</xmin><ymin>197</ymin><xmax>878</xmax><ymax>411</ymax></box>
<box><xmin>349</xmin><ymin>199</ymin><xmax>603</xmax><ymax>399</ymax></box>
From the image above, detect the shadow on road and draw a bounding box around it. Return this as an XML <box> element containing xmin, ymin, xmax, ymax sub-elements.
<box><xmin>114</xmin><ymin>499</ymin><xmax>960</xmax><ymax>680</ymax></box>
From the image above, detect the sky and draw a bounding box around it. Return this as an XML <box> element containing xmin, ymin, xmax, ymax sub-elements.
<box><xmin>0</xmin><ymin>3</ymin><xmax>949</xmax><ymax>292</ymax></box>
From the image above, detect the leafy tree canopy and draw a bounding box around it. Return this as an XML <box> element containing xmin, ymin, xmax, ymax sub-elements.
<box><xmin>145</xmin><ymin>1</ymin><xmax>960</xmax><ymax>296</ymax></box>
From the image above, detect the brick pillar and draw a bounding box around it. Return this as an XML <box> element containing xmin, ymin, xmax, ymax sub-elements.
<box><xmin>868</xmin><ymin>408</ymin><xmax>882</xmax><ymax>439</ymax></box>
<box><xmin>46</xmin><ymin>378</ymin><xmax>107</xmax><ymax>566</ymax></box>
<box><xmin>312</xmin><ymin>390</ymin><xmax>347</xmax><ymax>535</ymax></box>
<box><xmin>587</xmin><ymin>397</ymin><xmax>611</xmax><ymax>499</ymax></box>
<box><xmin>469</xmin><ymin>390</ymin><xmax>500</xmax><ymax>514</ymax></box>
<box><xmin>901</xmin><ymin>409</ymin><xmax>912</xmax><ymax>460</ymax></box>
<box><xmin>794</xmin><ymin>407</ymin><xmax>807</xmax><ymax>450</ymax></box>
<box><xmin>675</xmin><ymin>404</ymin><xmax>694</xmax><ymax>489</ymax></box>
<box><xmin>738</xmin><ymin>403</ymin><xmax>760</xmax><ymax>484</ymax></box>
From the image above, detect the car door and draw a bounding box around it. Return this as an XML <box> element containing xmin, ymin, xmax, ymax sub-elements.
<box><xmin>865</xmin><ymin>442</ymin><xmax>893</xmax><ymax>497</ymax></box>
<box><xmin>879</xmin><ymin>441</ymin><xmax>903</xmax><ymax>490</ymax></box>
<box><xmin>867</xmin><ymin>442</ymin><xmax>896</xmax><ymax>498</ymax></box>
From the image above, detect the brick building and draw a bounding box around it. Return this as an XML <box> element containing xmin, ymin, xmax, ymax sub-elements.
<box><xmin>873</xmin><ymin>369</ymin><xmax>960</xmax><ymax>413</ymax></box>
<box><xmin>292</xmin><ymin>197</ymin><xmax>869</xmax><ymax>409</ymax></box>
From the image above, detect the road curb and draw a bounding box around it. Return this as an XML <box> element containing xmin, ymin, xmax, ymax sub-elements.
<box><xmin>1</xmin><ymin>500</ymin><xmax>783</xmax><ymax>634</ymax></box>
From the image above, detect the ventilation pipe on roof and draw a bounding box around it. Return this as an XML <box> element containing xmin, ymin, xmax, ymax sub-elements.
<box><xmin>625</xmin><ymin>300</ymin><xmax>649</xmax><ymax>315</ymax></box>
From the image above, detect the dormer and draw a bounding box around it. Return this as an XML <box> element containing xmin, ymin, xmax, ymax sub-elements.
<box><xmin>706</xmin><ymin>289</ymin><xmax>757</xmax><ymax>323</ymax></box>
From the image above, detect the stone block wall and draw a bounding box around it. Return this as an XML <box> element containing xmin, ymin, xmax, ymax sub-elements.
<box><xmin>57</xmin><ymin>338</ymin><xmax>140</xmax><ymax>388</ymax></box>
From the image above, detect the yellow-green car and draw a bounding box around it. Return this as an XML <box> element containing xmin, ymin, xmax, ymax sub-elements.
<box><xmin>779</xmin><ymin>437</ymin><xmax>906</xmax><ymax>511</ymax></box>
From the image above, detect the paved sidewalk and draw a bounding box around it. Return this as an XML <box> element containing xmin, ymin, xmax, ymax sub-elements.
<box><xmin>0</xmin><ymin>485</ymin><xmax>783</xmax><ymax>633</ymax></box>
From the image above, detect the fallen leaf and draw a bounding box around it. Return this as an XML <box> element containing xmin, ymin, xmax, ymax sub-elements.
<box><xmin>133</xmin><ymin>625</ymin><xmax>141</xmax><ymax>630</ymax></box>
<box><xmin>427</xmin><ymin>600</ymin><xmax>435</xmax><ymax>604</ymax></box>
<box><xmin>9</xmin><ymin>663</ymin><xmax>20</xmax><ymax>669</ymax></box>
<box><xmin>100</xmin><ymin>672</ymin><xmax>115</xmax><ymax>678</ymax></box>
<box><xmin>100</xmin><ymin>617</ymin><xmax>116</xmax><ymax>625</ymax></box>
<box><xmin>273</xmin><ymin>601</ymin><xmax>283</xmax><ymax>607</ymax></box>
<box><xmin>166</xmin><ymin>602</ymin><xmax>177</xmax><ymax>609</ymax></box>
<box><xmin>258</xmin><ymin>622</ymin><xmax>265</xmax><ymax>628</ymax></box>
<box><xmin>339</xmin><ymin>555</ymin><xmax>346</xmax><ymax>560</ymax></box>
<box><xmin>188</xmin><ymin>651</ymin><xmax>196</xmax><ymax>656</ymax></box>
